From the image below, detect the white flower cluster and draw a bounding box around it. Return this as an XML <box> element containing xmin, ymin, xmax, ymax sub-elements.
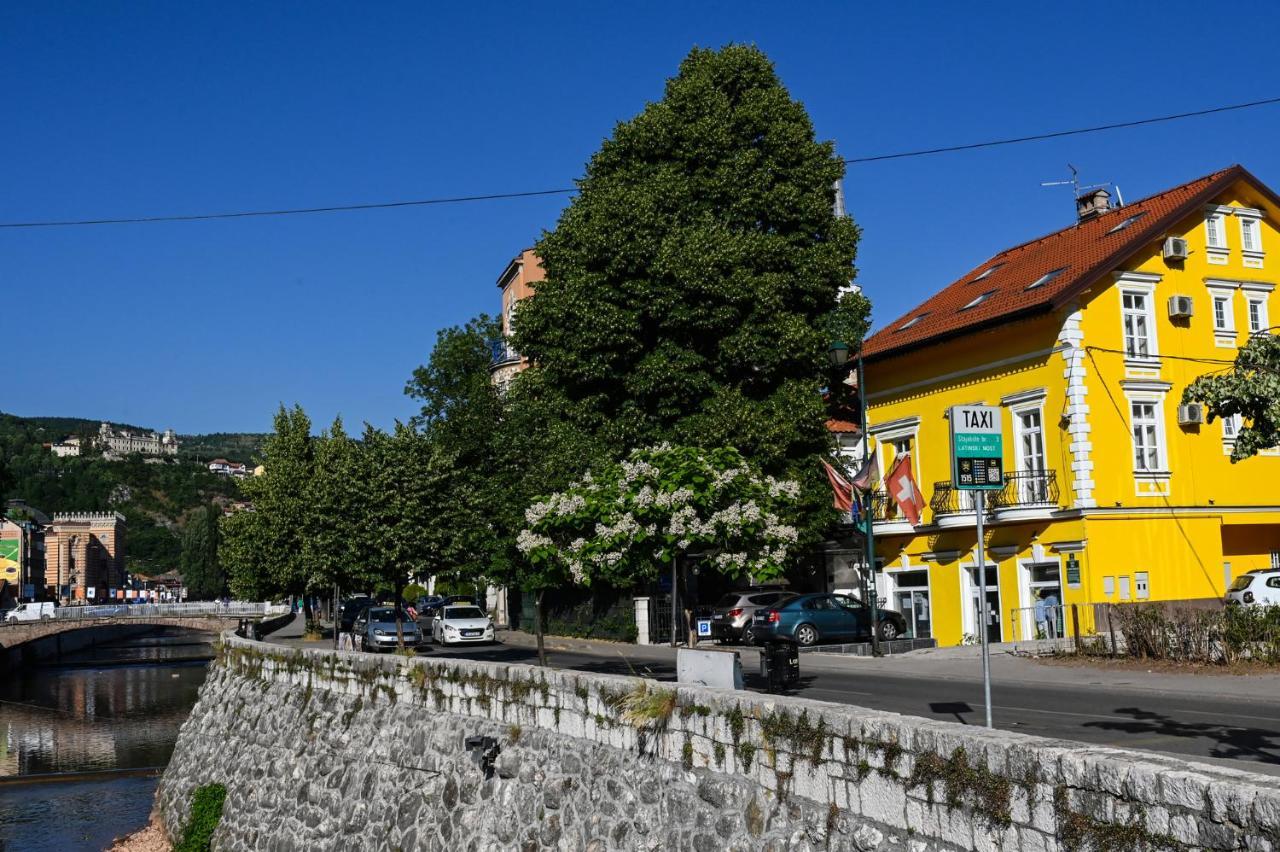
<box><xmin>714</xmin><ymin>552</ymin><xmax>749</xmax><ymax>571</ymax></box>
<box><xmin>653</xmin><ymin>486</ymin><xmax>693</xmax><ymax>509</ymax></box>
<box><xmin>667</xmin><ymin>505</ymin><xmax>713</xmax><ymax>539</ymax></box>
<box><xmin>711</xmin><ymin>467</ymin><xmax>745</xmax><ymax>490</ymax></box>
<box><xmin>595</xmin><ymin>512</ymin><xmax>641</xmax><ymax>542</ymax></box>
<box><xmin>765</xmin><ymin>476</ymin><xmax>802</xmax><ymax>499</ymax></box>
<box><xmin>709</xmin><ymin>500</ymin><xmax>763</xmax><ymax>531</ymax></box>
<box><xmin>516</xmin><ymin>529</ymin><xmax>552</xmax><ymax>554</ymax></box>
<box><xmin>620</xmin><ymin>459</ymin><xmax>659</xmax><ymax>486</ymax></box>
<box><xmin>524</xmin><ymin>492</ymin><xmax>586</xmax><ymax>525</ymax></box>
<box><xmin>762</xmin><ymin>515</ymin><xmax>799</xmax><ymax>543</ymax></box>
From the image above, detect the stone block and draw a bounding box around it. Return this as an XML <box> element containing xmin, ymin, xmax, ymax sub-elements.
<box><xmin>858</xmin><ymin>772</ymin><xmax>907</xmax><ymax>829</ymax></box>
<box><xmin>1160</xmin><ymin>770</ymin><xmax>1209</xmax><ymax>811</ymax></box>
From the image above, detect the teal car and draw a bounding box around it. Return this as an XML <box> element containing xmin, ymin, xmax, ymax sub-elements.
<box><xmin>751</xmin><ymin>593</ymin><xmax>907</xmax><ymax>646</ymax></box>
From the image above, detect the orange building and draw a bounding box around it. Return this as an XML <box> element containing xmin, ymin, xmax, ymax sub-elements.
<box><xmin>45</xmin><ymin>512</ymin><xmax>126</xmax><ymax>603</ymax></box>
<box><xmin>490</xmin><ymin>248</ymin><xmax>544</xmax><ymax>391</ymax></box>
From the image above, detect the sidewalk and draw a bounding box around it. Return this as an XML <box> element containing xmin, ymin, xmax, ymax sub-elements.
<box><xmin>499</xmin><ymin>629</ymin><xmax>1280</xmax><ymax>702</ymax></box>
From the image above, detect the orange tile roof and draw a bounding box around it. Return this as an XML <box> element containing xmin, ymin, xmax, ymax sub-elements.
<box><xmin>862</xmin><ymin>165</ymin><xmax>1262</xmax><ymax>360</ymax></box>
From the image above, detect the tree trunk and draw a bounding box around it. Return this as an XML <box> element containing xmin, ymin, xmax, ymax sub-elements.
<box><xmin>678</xmin><ymin>559</ymin><xmax>696</xmax><ymax>648</ymax></box>
<box><xmin>302</xmin><ymin>593</ymin><xmax>314</xmax><ymax>627</ymax></box>
<box><xmin>535</xmin><ymin>588</ymin><xmax>547</xmax><ymax>667</ymax></box>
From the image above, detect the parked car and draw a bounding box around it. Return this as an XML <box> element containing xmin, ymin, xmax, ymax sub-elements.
<box><xmin>4</xmin><ymin>601</ymin><xmax>56</xmax><ymax>623</ymax></box>
<box><xmin>750</xmin><ymin>593</ymin><xmax>908</xmax><ymax>647</ymax></box>
<box><xmin>1226</xmin><ymin>569</ymin><xmax>1280</xmax><ymax>607</ymax></box>
<box><xmin>711</xmin><ymin>590</ymin><xmax>796</xmax><ymax>645</ymax></box>
<box><xmin>338</xmin><ymin>596</ymin><xmax>374</xmax><ymax>632</ymax></box>
<box><xmin>431</xmin><ymin>604</ymin><xmax>495</xmax><ymax>646</ymax></box>
<box><xmin>353</xmin><ymin>606</ymin><xmax>421</xmax><ymax>652</ymax></box>
<box><xmin>420</xmin><ymin>595</ymin><xmax>479</xmax><ymax>628</ymax></box>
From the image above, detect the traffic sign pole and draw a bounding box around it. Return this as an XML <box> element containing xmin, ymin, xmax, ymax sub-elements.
<box><xmin>949</xmin><ymin>404</ymin><xmax>1003</xmax><ymax>730</ymax></box>
<box><xmin>975</xmin><ymin>489</ymin><xmax>992</xmax><ymax>729</ymax></box>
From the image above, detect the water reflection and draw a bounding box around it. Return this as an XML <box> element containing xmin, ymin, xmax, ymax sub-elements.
<box><xmin>0</xmin><ymin>628</ymin><xmax>213</xmax><ymax>849</ymax></box>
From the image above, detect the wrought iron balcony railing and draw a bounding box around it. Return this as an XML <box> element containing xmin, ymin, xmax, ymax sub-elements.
<box><xmin>489</xmin><ymin>338</ymin><xmax>521</xmax><ymax>368</ymax></box>
<box><xmin>992</xmin><ymin>470</ymin><xmax>1059</xmax><ymax>509</ymax></box>
<box><xmin>929</xmin><ymin>481</ymin><xmax>979</xmax><ymax>517</ymax></box>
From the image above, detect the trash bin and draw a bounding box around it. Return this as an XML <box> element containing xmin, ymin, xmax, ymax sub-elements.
<box><xmin>759</xmin><ymin>641</ymin><xmax>800</xmax><ymax>693</ymax></box>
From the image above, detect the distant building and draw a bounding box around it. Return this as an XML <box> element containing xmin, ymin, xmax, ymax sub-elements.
<box><xmin>46</xmin><ymin>512</ymin><xmax>126</xmax><ymax>603</ymax></box>
<box><xmin>489</xmin><ymin>248</ymin><xmax>544</xmax><ymax>393</ymax></box>
<box><xmin>208</xmin><ymin>459</ymin><xmax>248</xmax><ymax>477</ymax></box>
<box><xmin>98</xmin><ymin>422</ymin><xmax>178</xmax><ymax>457</ymax></box>
<box><xmin>49</xmin><ymin>437</ymin><xmax>81</xmax><ymax>457</ymax></box>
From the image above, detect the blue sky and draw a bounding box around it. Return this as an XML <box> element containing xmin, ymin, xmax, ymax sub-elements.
<box><xmin>4</xmin><ymin>1</ymin><xmax>1278</xmax><ymax>434</ymax></box>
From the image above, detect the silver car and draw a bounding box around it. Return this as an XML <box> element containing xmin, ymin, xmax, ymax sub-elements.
<box><xmin>353</xmin><ymin>606</ymin><xmax>422</xmax><ymax>652</ymax></box>
<box><xmin>711</xmin><ymin>590</ymin><xmax>796</xmax><ymax>644</ymax></box>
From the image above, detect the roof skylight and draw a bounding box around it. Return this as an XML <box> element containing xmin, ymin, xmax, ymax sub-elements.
<box><xmin>1106</xmin><ymin>212</ymin><xmax>1148</xmax><ymax>234</ymax></box>
<box><xmin>897</xmin><ymin>313</ymin><xmax>929</xmax><ymax>331</ymax></box>
<box><xmin>971</xmin><ymin>263</ymin><xmax>1004</xmax><ymax>282</ymax></box>
<box><xmin>1026</xmin><ymin>266</ymin><xmax>1068</xmax><ymax>290</ymax></box>
<box><xmin>961</xmin><ymin>290</ymin><xmax>997</xmax><ymax>311</ymax></box>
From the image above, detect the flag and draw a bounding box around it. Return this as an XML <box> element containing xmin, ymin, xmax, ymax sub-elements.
<box><xmin>820</xmin><ymin>459</ymin><xmax>854</xmax><ymax>514</ymax></box>
<box><xmin>886</xmin><ymin>453</ymin><xmax>925</xmax><ymax>526</ymax></box>
<box><xmin>850</xmin><ymin>452</ymin><xmax>880</xmax><ymax>492</ymax></box>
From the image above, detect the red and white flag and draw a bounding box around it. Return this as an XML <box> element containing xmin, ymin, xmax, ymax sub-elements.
<box><xmin>886</xmin><ymin>454</ymin><xmax>925</xmax><ymax>526</ymax></box>
<box><xmin>820</xmin><ymin>459</ymin><xmax>854</xmax><ymax>514</ymax></box>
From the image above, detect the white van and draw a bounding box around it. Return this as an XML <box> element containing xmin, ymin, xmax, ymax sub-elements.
<box><xmin>1225</xmin><ymin>570</ymin><xmax>1280</xmax><ymax>607</ymax></box>
<box><xmin>5</xmin><ymin>601</ymin><xmax>57</xmax><ymax>622</ymax></box>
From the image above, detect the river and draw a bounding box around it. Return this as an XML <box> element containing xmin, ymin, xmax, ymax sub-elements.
<box><xmin>0</xmin><ymin>628</ymin><xmax>214</xmax><ymax>851</ymax></box>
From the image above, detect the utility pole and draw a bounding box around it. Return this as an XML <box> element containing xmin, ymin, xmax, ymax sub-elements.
<box><xmin>857</xmin><ymin>351</ymin><xmax>880</xmax><ymax>656</ymax></box>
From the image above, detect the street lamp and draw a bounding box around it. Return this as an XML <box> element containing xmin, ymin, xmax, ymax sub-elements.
<box><xmin>828</xmin><ymin>340</ymin><xmax>880</xmax><ymax>656</ymax></box>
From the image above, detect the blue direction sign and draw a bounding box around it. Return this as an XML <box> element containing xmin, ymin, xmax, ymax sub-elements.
<box><xmin>950</xmin><ymin>405</ymin><xmax>1004</xmax><ymax>491</ymax></box>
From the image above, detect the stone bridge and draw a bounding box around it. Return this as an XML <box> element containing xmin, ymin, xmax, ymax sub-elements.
<box><xmin>0</xmin><ymin>604</ymin><xmax>289</xmax><ymax>668</ymax></box>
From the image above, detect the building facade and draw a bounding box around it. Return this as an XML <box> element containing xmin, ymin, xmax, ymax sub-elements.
<box><xmin>859</xmin><ymin>165</ymin><xmax>1280</xmax><ymax>647</ymax></box>
<box><xmin>489</xmin><ymin>248</ymin><xmax>544</xmax><ymax>392</ymax></box>
<box><xmin>98</xmin><ymin>422</ymin><xmax>179</xmax><ymax>457</ymax></box>
<box><xmin>45</xmin><ymin>512</ymin><xmax>127</xmax><ymax>603</ymax></box>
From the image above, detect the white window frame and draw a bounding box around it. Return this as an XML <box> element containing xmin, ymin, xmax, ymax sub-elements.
<box><xmin>1206</xmin><ymin>280</ymin><xmax>1239</xmax><ymax>348</ymax></box>
<box><xmin>1134</xmin><ymin>571</ymin><xmax>1150</xmax><ymax>600</ymax></box>
<box><xmin>869</xmin><ymin>416</ymin><xmax>922</xmax><ymax>500</ymax></box>
<box><xmin>1222</xmin><ymin>412</ymin><xmax>1243</xmax><ymax>453</ymax></box>
<box><xmin>1129</xmin><ymin>401</ymin><xmax>1166</xmax><ymax>473</ymax></box>
<box><xmin>1237</xmin><ymin>282</ymin><xmax>1272</xmax><ymax>337</ymax></box>
<box><xmin>1114</xmin><ymin>274</ymin><xmax>1160</xmax><ymax>366</ymax></box>
<box><xmin>1003</xmin><ymin>388</ymin><xmax>1049</xmax><ymax>505</ymax></box>
<box><xmin>1237</xmin><ymin>208</ymin><xmax>1265</xmax><ymax>265</ymax></box>
<box><xmin>1206</xmin><ymin>210</ymin><xmax>1228</xmax><ymax>250</ymax></box>
<box><xmin>1122</xmin><ymin>380</ymin><xmax>1172</xmax><ymax>483</ymax></box>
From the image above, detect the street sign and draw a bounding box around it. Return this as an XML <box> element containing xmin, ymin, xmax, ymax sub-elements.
<box><xmin>950</xmin><ymin>405</ymin><xmax>1004</xmax><ymax>491</ymax></box>
<box><xmin>696</xmin><ymin>619</ymin><xmax>712</xmax><ymax>639</ymax></box>
<box><xmin>1066</xmin><ymin>554</ymin><xmax>1081</xmax><ymax>587</ymax></box>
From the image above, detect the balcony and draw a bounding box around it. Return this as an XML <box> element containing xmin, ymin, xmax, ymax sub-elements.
<box><xmin>991</xmin><ymin>470</ymin><xmax>1060</xmax><ymax>521</ymax></box>
<box><xmin>868</xmin><ymin>490</ymin><xmax>916</xmax><ymax>535</ymax></box>
<box><xmin>929</xmin><ymin>481</ymin><xmax>982</xmax><ymax>528</ymax></box>
<box><xmin>488</xmin><ymin>338</ymin><xmax>521</xmax><ymax>370</ymax></box>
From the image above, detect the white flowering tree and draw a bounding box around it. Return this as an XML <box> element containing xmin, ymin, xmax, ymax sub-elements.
<box><xmin>518</xmin><ymin>444</ymin><xmax>801</xmax><ymax>647</ymax></box>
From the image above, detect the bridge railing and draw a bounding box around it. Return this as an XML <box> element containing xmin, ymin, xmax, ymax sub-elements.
<box><xmin>48</xmin><ymin>601</ymin><xmax>278</xmax><ymax>621</ymax></box>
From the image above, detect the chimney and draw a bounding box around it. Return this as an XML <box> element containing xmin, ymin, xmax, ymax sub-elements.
<box><xmin>1075</xmin><ymin>188</ymin><xmax>1111</xmax><ymax>222</ymax></box>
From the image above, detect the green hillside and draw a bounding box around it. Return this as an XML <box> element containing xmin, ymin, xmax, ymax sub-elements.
<box><xmin>179</xmin><ymin>432</ymin><xmax>269</xmax><ymax>465</ymax></box>
<box><xmin>0</xmin><ymin>412</ymin><xmax>246</xmax><ymax>575</ymax></box>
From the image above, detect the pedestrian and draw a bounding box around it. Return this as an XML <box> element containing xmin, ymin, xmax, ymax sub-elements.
<box><xmin>1043</xmin><ymin>590</ymin><xmax>1060</xmax><ymax>638</ymax></box>
<box><xmin>1033</xmin><ymin>591</ymin><xmax>1048</xmax><ymax>639</ymax></box>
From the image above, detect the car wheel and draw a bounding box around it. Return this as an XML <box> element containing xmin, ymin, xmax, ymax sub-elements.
<box><xmin>741</xmin><ymin>626</ymin><xmax>756</xmax><ymax>646</ymax></box>
<box><xmin>878</xmin><ymin>620</ymin><xmax>899</xmax><ymax>642</ymax></box>
<box><xmin>795</xmin><ymin>624</ymin><xmax>819</xmax><ymax>647</ymax></box>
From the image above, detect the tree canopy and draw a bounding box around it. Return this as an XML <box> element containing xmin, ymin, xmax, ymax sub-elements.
<box><xmin>180</xmin><ymin>503</ymin><xmax>225</xmax><ymax>600</ymax></box>
<box><xmin>511</xmin><ymin>44</ymin><xmax>861</xmax><ymax>475</ymax></box>
<box><xmin>1184</xmin><ymin>333</ymin><xmax>1280</xmax><ymax>461</ymax></box>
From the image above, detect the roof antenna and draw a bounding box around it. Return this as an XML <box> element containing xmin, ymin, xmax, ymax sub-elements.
<box><xmin>1042</xmin><ymin>164</ymin><xmax>1114</xmax><ymax>221</ymax></box>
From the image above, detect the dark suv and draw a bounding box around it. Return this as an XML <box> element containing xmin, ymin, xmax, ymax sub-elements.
<box><xmin>711</xmin><ymin>590</ymin><xmax>796</xmax><ymax>645</ymax></box>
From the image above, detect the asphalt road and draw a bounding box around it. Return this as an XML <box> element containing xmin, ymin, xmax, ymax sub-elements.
<box><xmin>424</xmin><ymin>638</ymin><xmax>1280</xmax><ymax>777</ymax></box>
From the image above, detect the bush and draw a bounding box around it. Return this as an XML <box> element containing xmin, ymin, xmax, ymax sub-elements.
<box><xmin>1109</xmin><ymin>603</ymin><xmax>1280</xmax><ymax>664</ymax></box>
<box><xmin>177</xmin><ymin>782</ymin><xmax>226</xmax><ymax>852</ymax></box>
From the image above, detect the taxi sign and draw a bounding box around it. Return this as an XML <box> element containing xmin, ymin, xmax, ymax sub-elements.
<box><xmin>950</xmin><ymin>405</ymin><xmax>1004</xmax><ymax>491</ymax></box>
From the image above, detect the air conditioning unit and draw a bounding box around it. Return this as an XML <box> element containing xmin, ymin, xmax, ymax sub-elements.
<box><xmin>1163</xmin><ymin>236</ymin><xmax>1189</xmax><ymax>261</ymax></box>
<box><xmin>1168</xmin><ymin>295</ymin><xmax>1194</xmax><ymax>319</ymax></box>
<box><xmin>1177</xmin><ymin>403</ymin><xmax>1206</xmax><ymax>425</ymax></box>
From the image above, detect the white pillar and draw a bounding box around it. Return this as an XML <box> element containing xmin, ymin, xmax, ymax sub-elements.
<box><xmin>633</xmin><ymin>596</ymin><xmax>651</xmax><ymax>645</ymax></box>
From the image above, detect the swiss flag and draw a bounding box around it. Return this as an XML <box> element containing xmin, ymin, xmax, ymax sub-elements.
<box><xmin>886</xmin><ymin>454</ymin><xmax>925</xmax><ymax>526</ymax></box>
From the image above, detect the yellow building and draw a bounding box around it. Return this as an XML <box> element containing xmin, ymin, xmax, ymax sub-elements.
<box><xmin>859</xmin><ymin>165</ymin><xmax>1280</xmax><ymax>647</ymax></box>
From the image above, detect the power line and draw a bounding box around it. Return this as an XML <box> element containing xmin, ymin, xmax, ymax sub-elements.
<box><xmin>840</xmin><ymin>95</ymin><xmax>1280</xmax><ymax>164</ymax></box>
<box><xmin>3</xmin><ymin>95</ymin><xmax>1278</xmax><ymax>230</ymax></box>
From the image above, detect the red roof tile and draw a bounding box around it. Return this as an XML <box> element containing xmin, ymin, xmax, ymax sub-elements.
<box><xmin>862</xmin><ymin>165</ymin><xmax>1259</xmax><ymax>360</ymax></box>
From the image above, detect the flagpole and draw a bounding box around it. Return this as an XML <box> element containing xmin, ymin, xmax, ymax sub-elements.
<box><xmin>858</xmin><ymin>350</ymin><xmax>880</xmax><ymax>657</ymax></box>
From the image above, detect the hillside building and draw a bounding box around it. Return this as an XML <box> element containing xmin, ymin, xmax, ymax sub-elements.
<box><xmin>97</xmin><ymin>422</ymin><xmax>179</xmax><ymax>457</ymax></box>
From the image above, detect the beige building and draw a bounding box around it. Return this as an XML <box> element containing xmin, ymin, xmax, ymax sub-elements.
<box><xmin>46</xmin><ymin>512</ymin><xmax>127</xmax><ymax>603</ymax></box>
<box><xmin>489</xmin><ymin>248</ymin><xmax>544</xmax><ymax>392</ymax></box>
<box><xmin>98</xmin><ymin>422</ymin><xmax>179</xmax><ymax>457</ymax></box>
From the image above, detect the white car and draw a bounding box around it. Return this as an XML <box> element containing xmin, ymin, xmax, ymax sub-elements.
<box><xmin>5</xmin><ymin>602</ymin><xmax>56</xmax><ymax>622</ymax></box>
<box><xmin>432</xmin><ymin>605</ymin><xmax>495</xmax><ymax>645</ymax></box>
<box><xmin>1226</xmin><ymin>569</ymin><xmax>1280</xmax><ymax>607</ymax></box>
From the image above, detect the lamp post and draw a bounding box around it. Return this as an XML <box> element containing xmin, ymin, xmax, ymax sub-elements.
<box><xmin>828</xmin><ymin>340</ymin><xmax>880</xmax><ymax>656</ymax></box>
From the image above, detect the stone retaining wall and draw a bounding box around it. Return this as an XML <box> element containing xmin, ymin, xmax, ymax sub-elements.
<box><xmin>154</xmin><ymin>635</ymin><xmax>1280</xmax><ymax>850</ymax></box>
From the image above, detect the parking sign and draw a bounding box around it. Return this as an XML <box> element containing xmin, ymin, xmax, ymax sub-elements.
<box><xmin>950</xmin><ymin>405</ymin><xmax>1004</xmax><ymax>491</ymax></box>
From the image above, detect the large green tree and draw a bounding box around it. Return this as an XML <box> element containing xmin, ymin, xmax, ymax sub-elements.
<box><xmin>179</xmin><ymin>503</ymin><xmax>225</xmax><ymax>600</ymax></box>
<box><xmin>222</xmin><ymin>405</ymin><xmax>315</xmax><ymax>606</ymax></box>
<box><xmin>512</xmin><ymin>44</ymin><xmax>860</xmax><ymax>456</ymax></box>
<box><xmin>302</xmin><ymin>417</ymin><xmax>371</xmax><ymax>600</ymax></box>
<box><xmin>511</xmin><ymin>44</ymin><xmax>862</xmax><ymax>538</ymax></box>
<box><xmin>1184</xmin><ymin>333</ymin><xmax>1280</xmax><ymax>461</ymax></box>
